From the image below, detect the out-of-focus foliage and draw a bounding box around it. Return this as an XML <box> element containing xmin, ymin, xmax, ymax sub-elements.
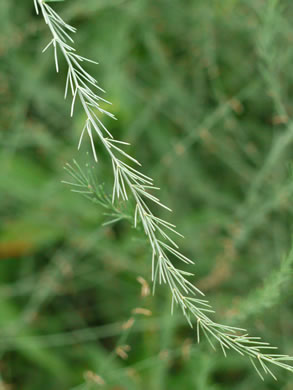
<box><xmin>0</xmin><ymin>0</ymin><xmax>293</xmax><ymax>389</ymax></box>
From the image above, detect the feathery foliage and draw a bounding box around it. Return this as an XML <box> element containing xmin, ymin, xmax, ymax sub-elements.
<box><xmin>34</xmin><ymin>0</ymin><xmax>293</xmax><ymax>380</ymax></box>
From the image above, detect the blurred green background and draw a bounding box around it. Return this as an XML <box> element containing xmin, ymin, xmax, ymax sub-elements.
<box><xmin>1</xmin><ymin>0</ymin><xmax>293</xmax><ymax>388</ymax></box>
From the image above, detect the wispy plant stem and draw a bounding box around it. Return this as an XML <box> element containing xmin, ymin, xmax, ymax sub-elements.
<box><xmin>35</xmin><ymin>0</ymin><xmax>293</xmax><ymax>379</ymax></box>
